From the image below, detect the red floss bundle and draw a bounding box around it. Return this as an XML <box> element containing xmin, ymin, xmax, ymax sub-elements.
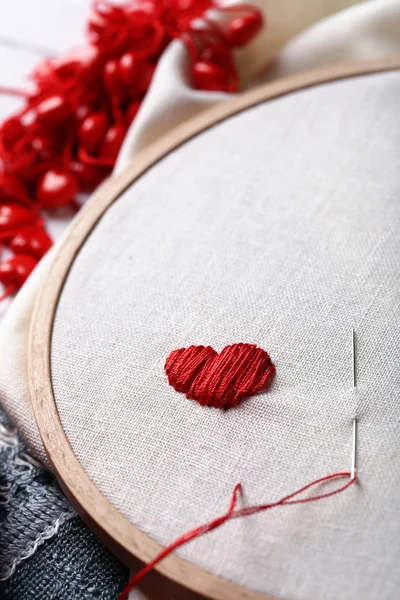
<box><xmin>0</xmin><ymin>0</ymin><xmax>264</xmax><ymax>303</ymax></box>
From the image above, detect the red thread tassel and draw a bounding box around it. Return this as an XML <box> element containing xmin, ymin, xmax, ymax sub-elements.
<box><xmin>118</xmin><ymin>471</ymin><xmax>356</xmax><ymax>599</ymax></box>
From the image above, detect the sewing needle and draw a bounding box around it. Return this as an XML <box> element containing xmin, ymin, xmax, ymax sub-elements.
<box><xmin>352</xmin><ymin>327</ymin><xmax>356</xmax><ymax>388</ymax></box>
<box><xmin>351</xmin><ymin>327</ymin><xmax>357</xmax><ymax>480</ymax></box>
<box><xmin>351</xmin><ymin>418</ymin><xmax>357</xmax><ymax>480</ymax></box>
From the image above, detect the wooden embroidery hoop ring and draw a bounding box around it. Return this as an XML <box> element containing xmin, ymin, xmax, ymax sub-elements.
<box><xmin>29</xmin><ymin>57</ymin><xmax>400</xmax><ymax>600</ymax></box>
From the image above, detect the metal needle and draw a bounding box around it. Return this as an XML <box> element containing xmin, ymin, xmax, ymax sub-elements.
<box><xmin>352</xmin><ymin>327</ymin><xmax>356</xmax><ymax>388</ymax></box>
<box><xmin>351</xmin><ymin>418</ymin><xmax>357</xmax><ymax>480</ymax></box>
<box><xmin>351</xmin><ymin>327</ymin><xmax>357</xmax><ymax>480</ymax></box>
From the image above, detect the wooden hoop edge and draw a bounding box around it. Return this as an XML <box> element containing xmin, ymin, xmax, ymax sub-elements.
<box><xmin>29</xmin><ymin>57</ymin><xmax>400</xmax><ymax>600</ymax></box>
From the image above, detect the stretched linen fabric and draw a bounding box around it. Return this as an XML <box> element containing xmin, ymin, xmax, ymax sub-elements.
<box><xmin>0</xmin><ymin>2</ymin><xmax>399</xmax><ymax>599</ymax></box>
<box><xmin>50</xmin><ymin>68</ymin><xmax>400</xmax><ymax>600</ymax></box>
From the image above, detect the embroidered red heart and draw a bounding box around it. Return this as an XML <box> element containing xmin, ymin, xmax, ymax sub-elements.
<box><xmin>165</xmin><ymin>343</ymin><xmax>275</xmax><ymax>408</ymax></box>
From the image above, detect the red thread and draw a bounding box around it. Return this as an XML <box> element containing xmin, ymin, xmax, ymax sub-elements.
<box><xmin>118</xmin><ymin>471</ymin><xmax>356</xmax><ymax>599</ymax></box>
<box><xmin>165</xmin><ymin>343</ymin><xmax>275</xmax><ymax>408</ymax></box>
<box><xmin>0</xmin><ymin>1</ymin><xmax>264</xmax><ymax>303</ymax></box>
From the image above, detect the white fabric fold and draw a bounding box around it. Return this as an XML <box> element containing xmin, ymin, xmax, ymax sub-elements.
<box><xmin>260</xmin><ymin>0</ymin><xmax>400</xmax><ymax>80</ymax></box>
<box><xmin>115</xmin><ymin>42</ymin><xmax>229</xmax><ymax>171</ymax></box>
<box><xmin>0</xmin><ymin>252</ymin><xmax>55</xmax><ymax>464</ymax></box>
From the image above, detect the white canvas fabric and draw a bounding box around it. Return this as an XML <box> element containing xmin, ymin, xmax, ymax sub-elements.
<box><xmin>1</xmin><ymin>0</ymin><xmax>400</xmax><ymax>467</ymax></box>
<box><xmin>51</xmin><ymin>71</ymin><xmax>400</xmax><ymax>600</ymax></box>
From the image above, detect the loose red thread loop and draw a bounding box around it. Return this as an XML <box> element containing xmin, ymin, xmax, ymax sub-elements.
<box><xmin>165</xmin><ymin>343</ymin><xmax>275</xmax><ymax>408</ymax></box>
<box><xmin>118</xmin><ymin>471</ymin><xmax>356</xmax><ymax>599</ymax></box>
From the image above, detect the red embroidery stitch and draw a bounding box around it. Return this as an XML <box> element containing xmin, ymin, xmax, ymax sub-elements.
<box><xmin>165</xmin><ymin>343</ymin><xmax>275</xmax><ymax>408</ymax></box>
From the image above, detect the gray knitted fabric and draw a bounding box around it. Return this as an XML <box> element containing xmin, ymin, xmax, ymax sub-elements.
<box><xmin>1</xmin><ymin>518</ymin><xmax>130</xmax><ymax>600</ymax></box>
<box><xmin>0</xmin><ymin>402</ymin><xmax>75</xmax><ymax>581</ymax></box>
<box><xmin>0</xmin><ymin>401</ymin><xmax>130</xmax><ymax>599</ymax></box>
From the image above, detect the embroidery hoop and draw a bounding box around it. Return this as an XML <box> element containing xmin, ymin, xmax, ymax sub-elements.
<box><xmin>29</xmin><ymin>57</ymin><xmax>400</xmax><ymax>600</ymax></box>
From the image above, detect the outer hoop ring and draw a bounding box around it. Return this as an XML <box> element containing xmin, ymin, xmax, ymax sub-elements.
<box><xmin>29</xmin><ymin>58</ymin><xmax>400</xmax><ymax>600</ymax></box>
